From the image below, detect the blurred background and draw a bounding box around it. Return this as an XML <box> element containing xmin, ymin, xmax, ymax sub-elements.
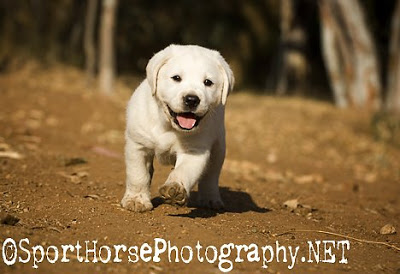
<box><xmin>0</xmin><ymin>0</ymin><xmax>399</xmax><ymax>113</ymax></box>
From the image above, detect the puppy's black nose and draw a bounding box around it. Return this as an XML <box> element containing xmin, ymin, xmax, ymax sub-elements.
<box><xmin>183</xmin><ymin>95</ymin><xmax>200</xmax><ymax>109</ymax></box>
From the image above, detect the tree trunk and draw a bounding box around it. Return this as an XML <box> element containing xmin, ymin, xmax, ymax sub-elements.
<box><xmin>99</xmin><ymin>0</ymin><xmax>118</xmax><ymax>95</ymax></box>
<box><xmin>385</xmin><ymin>0</ymin><xmax>400</xmax><ymax>114</ymax></box>
<box><xmin>84</xmin><ymin>0</ymin><xmax>98</xmax><ymax>85</ymax></box>
<box><xmin>319</xmin><ymin>0</ymin><xmax>351</xmax><ymax>107</ymax></box>
<box><xmin>276</xmin><ymin>0</ymin><xmax>308</xmax><ymax>95</ymax></box>
<box><xmin>319</xmin><ymin>0</ymin><xmax>381</xmax><ymax>110</ymax></box>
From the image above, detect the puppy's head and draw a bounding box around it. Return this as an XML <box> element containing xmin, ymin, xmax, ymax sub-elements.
<box><xmin>146</xmin><ymin>45</ymin><xmax>234</xmax><ymax>132</ymax></box>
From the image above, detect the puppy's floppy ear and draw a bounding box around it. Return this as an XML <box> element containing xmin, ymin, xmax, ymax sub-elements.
<box><xmin>146</xmin><ymin>45</ymin><xmax>174</xmax><ymax>96</ymax></box>
<box><xmin>216</xmin><ymin>52</ymin><xmax>235</xmax><ymax>105</ymax></box>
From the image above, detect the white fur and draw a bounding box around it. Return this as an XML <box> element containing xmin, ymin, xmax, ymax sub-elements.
<box><xmin>121</xmin><ymin>45</ymin><xmax>234</xmax><ymax>212</ymax></box>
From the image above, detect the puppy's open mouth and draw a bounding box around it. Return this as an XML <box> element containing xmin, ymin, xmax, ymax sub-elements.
<box><xmin>167</xmin><ymin>106</ymin><xmax>202</xmax><ymax>130</ymax></box>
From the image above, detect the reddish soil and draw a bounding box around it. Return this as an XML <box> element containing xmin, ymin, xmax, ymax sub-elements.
<box><xmin>1</xmin><ymin>63</ymin><xmax>399</xmax><ymax>273</ymax></box>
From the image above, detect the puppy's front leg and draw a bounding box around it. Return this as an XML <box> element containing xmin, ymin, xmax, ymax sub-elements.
<box><xmin>198</xmin><ymin>141</ymin><xmax>225</xmax><ymax>210</ymax></box>
<box><xmin>159</xmin><ymin>152</ymin><xmax>209</xmax><ymax>206</ymax></box>
<box><xmin>121</xmin><ymin>137</ymin><xmax>154</xmax><ymax>212</ymax></box>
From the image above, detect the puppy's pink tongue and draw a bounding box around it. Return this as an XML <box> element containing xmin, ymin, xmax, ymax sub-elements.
<box><xmin>176</xmin><ymin>114</ymin><xmax>197</xmax><ymax>130</ymax></box>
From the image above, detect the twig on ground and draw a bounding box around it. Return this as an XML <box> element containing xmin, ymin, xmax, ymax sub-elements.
<box><xmin>274</xmin><ymin>229</ymin><xmax>400</xmax><ymax>252</ymax></box>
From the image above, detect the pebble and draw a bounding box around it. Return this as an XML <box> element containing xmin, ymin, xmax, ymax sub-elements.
<box><xmin>380</xmin><ymin>224</ymin><xmax>396</xmax><ymax>235</ymax></box>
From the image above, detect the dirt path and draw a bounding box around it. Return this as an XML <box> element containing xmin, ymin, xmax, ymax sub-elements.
<box><xmin>1</xmin><ymin>64</ymin><xmax>399</xmax><ymax>273</ymax></box>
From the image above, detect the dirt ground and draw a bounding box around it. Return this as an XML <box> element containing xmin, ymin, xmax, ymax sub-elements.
<box><xmin>0</xmin><ymin>63</ymin><xmax>399</xmax><ymax>273</ymax></box>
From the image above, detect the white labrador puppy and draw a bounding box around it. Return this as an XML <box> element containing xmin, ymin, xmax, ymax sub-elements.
<box><xmin>121</xmin><ymin>45</ymin><xmax>234</xmax><ymax>212</ymax></box>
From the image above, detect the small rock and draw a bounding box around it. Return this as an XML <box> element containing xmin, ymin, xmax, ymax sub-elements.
<box><xmin>84</xmin><ymin>194</ymin><xmax>100</xmax><ymax>200</ymax></box>
<box><xmin>149</xmin><ymin>264</ymin><xmax>163</xmax><ymax>272</ymax></box>
<box><xmin>0</xmin><ymin>151</ymin><xmax>24</xmax><ymax>159</ymax></box>
<box><xmin>294</xmin><ymin>174</ymin><xmax>324</xmax><ymax>184</ymax></box>
<box><xmin>26</xmin><ymin>118</ymin><xmax>42</xmax><ymax>129</ymax></box>
<box><xmin>75</xmin><ymin>171</ymin><xmax>89</xmax><ymax>178</ymax></box>
<box><xmin>29</xmin><ymin>109</ymin><xmax>44</xmax><ymax>120</ymax></box>
<box><xmin>46</xmin><ymin>116</ymin><xmax>59</xmax><ymax>126</ymax></box>
<box><xmin>0</xmin><ymin>143</ymin><xmax>11</xmax><ymax>151</ymax></box>
<box><xmin>364</xmin><ymin>172</ymin><xmax>377</xmax><ymax>183</ymax></box>
<box><xmin>65</xmin><ymin>157</ymin><xmax>88</xmax><ymax>166</ymax></box>
<box><xmin>58</xmin><ymin>170</ymin><xmax>89</xmax><ymax>184</ymax></box>
<box><xmin>380</xmin><ymin>224</ymin><xmax>396</xmax><ymax>235</ymax></box>
<box><xmin>70</xmin><ymin>171</ymin><xmax>89</xmax><ymax>184</ymax></box>
<box><xmin>283</xmin><ymin>199</ymin><xmax>299</xmax><ymax>210</ymax></box>
<box><xmin>1</xmin><ymin>214</ymin><xmax>20</xmax><ymax>226</ymax></box>
<box><xmin>267</xmin><ymin>152</ymin><xmax>277</xmax><ymax>164</ymax></box>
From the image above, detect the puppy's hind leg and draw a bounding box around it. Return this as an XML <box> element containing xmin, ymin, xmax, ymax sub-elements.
<box><xmin>121</xmin><ymin>137</ymin><xmax>154</xmax><ymax>212</ymax></box>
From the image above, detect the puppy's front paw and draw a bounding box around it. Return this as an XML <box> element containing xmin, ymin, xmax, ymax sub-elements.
<box><xmin>198</xmin><ymin>198</ymin><xmax>225</xmax><ymax>210</ymax></box>
<box><xmin>159</xmin><ymin>182</ymin><xmax>187</xmax><ymax>206</ymax></box>
<box><xmin>121</xmin><ymin>194</ymin><xmax>153</xmax><ymax>212</ymax></box>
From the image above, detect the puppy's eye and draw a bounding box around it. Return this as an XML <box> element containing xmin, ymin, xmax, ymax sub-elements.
<box><xmin>204</xmin><ymin>79</ymin><xmax>213</xmax><ymax>87</ymax></box>
<box><xmin>171</xmin><ymin>75</ymin><xmax>182</xmax><ymax>82</ymax></box>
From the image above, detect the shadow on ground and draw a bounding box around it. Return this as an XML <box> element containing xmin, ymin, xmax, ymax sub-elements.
<box><xmin>151</xmin><ymin>187</ymin><xmax>270</xmax><ymax>218</ymax></box>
